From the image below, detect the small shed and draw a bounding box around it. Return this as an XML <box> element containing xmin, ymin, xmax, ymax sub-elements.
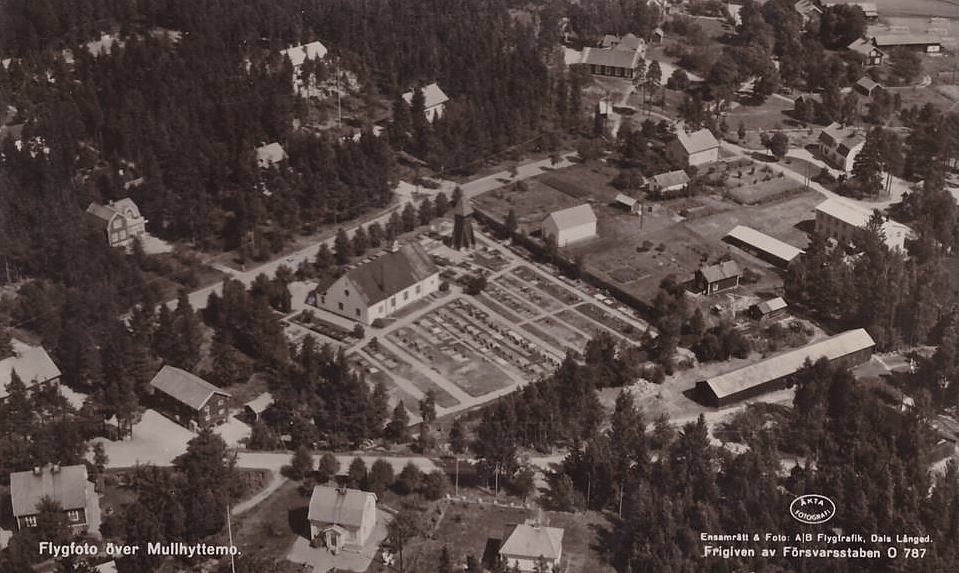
<box><xmin>614</xmin><ymin>193</ymin><xmax>641</xmax><ymax>214</ymax></box>
<box><xmin>854</xmin><ymin>76</ymin><xmax>882</xmax><ymax>97</ymax></box>
<box><xmin>244</xmin><ymin>392</ymin><xmax>275</xmax><ymax>422</ymax></box>
<box><xmin>749</xmin><ymin>297</ymin><xmax>788</xmax><ymax>321</ymax></box>
<box><xmin>652</xmin><ymin>27</ymin><xmax>665</xmax><ymax>44</ymax></box>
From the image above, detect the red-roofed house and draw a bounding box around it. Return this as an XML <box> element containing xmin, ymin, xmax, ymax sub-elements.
<box><xmin>149</xmin><ymin>365</ymin><xmax>231</xmax><ymax>429</ymax></box>
<box><xmin>666</xmin><ymin>128</ymin><xmax>719</xmax><ymax>167</ymax></box>
<box><xmin>499</xmin><ymin>520</ymin><xmax>565</xmax><ymax>572</ymax></box>
<box><xmin>308</xmin><ymin>486</ymin><xmax>377</xmax><ymax>553</ymax></box>
<box><xmin>311</xmin><ymin>242</ymin><xmax>440</xmax><ymax>324</ymax></box>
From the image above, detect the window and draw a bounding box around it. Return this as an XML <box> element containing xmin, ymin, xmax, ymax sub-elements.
<box><xmin>416</xmin><ymin>285</ymin><xmax>421</xmax><ymax>295</ymax></box>
<box><xmin>390</xmin><ymin>297</ymin><xmax>396</xmax><ymax>307</ymax></box>
<box><xmin>338</xmin><ymin>302</ymin><xmax>344</xmax><ymax>310</ymax></box>
<box><xmin>344</xmin><ymin>289</ymin><xmax>349</xmax><ymax>297</ymax></box>
<box><xmin>355</xmin><ymin>308</ymin><xmax>360</xmax><ymax>317</ymax></box>
<box><xmin>404</xmin><ymin>291</ymin><xmax>409</xmax><ymax>301</ymax></box>
<box><xmin>321</xmin><ymin>296</ymin><xmax>326</xmax><ymax>304</ymax></box>
<box><xmin>67</xmin><ymin>510</ymin><xmax>81</xmax><ymax>522</ymax></box>
<box><xmin>23</xmin><ymin>516</ymin><xmax>37</xmax><ymax>527</ymax></box>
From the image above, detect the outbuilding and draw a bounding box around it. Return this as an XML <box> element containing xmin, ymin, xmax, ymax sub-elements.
<box><xmin>695</xmin><ymin>260</ymin><xmax>741</xmax><ymax>295</ymax></box>
<box><xmin>541</xmin><ymin>204</ymin><xmax>597</xmax><ymax>247</ymax></box>
<box><xmin>724</xmin><ymin>225</ymin><xmax>804</xmax><ymax>268</ymax></box>
<box><xmin>696</xmin><ymin>329</ymin><xmax>876</xmax><ymax>407</ymax></box>
<box><xmin>666</xmin><ymin>128</ymin><xmax>719</xmax><ymax>167</ymax></box>
<box><xmin>749</xmin><ymin>297</ymin><xmax>788</xmax><ymax>321</ymax></box>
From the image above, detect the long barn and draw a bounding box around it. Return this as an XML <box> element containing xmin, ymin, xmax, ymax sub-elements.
<box><xmin>696</xmin><ymin>329</ymin><xmax>875</xmax><ymax>407</ymax></box>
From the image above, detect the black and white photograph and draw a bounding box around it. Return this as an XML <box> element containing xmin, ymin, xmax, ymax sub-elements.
<box><xmin>1</xmin><ymin>0</ymin><xmax>959</xmax><ymax>572</ymax></box>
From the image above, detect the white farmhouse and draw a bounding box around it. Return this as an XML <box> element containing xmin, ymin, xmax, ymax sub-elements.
<box><xmin>814</xmin><ymin>198</ymin><xmax>914</xmax><ymax>252</ymax></box>
<box><xmin>308</xmin><ymin>486</ymin><xmax>377</xmax><ymax>553</ymax></box>
<box><xmin>499</xmin><ymin>520</ymin><xmax>564</xmax><ymax>572</ymax></box>
<box><xmin>402</xmin><ymin>83</ymin><xmax>449</xmax><ymax>123</ymax></box>
<box><xmin>666</xmin><ymin>128</ymin><xmax>719</xmax><ymax>167</ymax></box>
<box><xmin>818</xmin><ymin>123</ymin><xmax>865</xmax><ymax>173</ymax></box>
<box><xmin>541</xmin><ymin>204</ymin><xmax>597</xmax><ymax>247</ymax></box>
<box><xmin>311</xmin><ymin>242</ymin><xmax>439</xmax><ymax>324</ymax></box>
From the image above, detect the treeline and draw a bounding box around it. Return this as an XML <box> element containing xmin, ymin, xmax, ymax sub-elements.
<box><xmin>538</xmin><ymin>360</ymin><xmax>958</xmax><ymax>572</ymax></box>
<box><xmin>787</xmin><ymin>203</ymin><xmax>959</xmax><ymax>354</ymax></box>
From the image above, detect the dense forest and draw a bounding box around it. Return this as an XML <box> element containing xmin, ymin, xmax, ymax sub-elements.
<box><xmin>466</xmin><ymin>359</ymin><xmax>959</xmax><ymax>573</ymax></box>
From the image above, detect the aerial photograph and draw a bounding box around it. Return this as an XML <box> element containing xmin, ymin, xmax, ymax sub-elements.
<box><xmin>1</xmin><ymin>0</ymin><xmax>959</xmax><ymax>572</ymax></box>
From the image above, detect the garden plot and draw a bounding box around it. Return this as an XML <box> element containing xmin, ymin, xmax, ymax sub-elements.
<box><xmin>474</xmin><ymin>294</ymin><xmax>523</xmax><ymax>324</ymax></box>
<box><xmin>362</xmin><ymin>340</ymin><xmax>460</xmax><ymax>408</ymax></box>
<box><xmin>394</xmin><ymin>322</ymin><xmax>509</xmax><ymax>398</ymax></box>
<box><xmin>575</xmin><ymin>303</ymin><xmax>651</xmax><ymax>341</ymax></box>
<box><xmin>496</xmin><ymin>274</ymin><xmax>565</xmax><ymax>313</ymax></box>
<box><xmin>533</xmin><ymin>315</ymin><xmax>590</xmax><ymax>351</ymax></box>
<box><xmin>485</xmin><ymin>283</ymin><xmax>541</xmax><ymax>320</ymax></box>
<box><xmin>513</xmin><ymin>265</ymin><xmax>582</xmax><ymax>305</ymax></box>
<box><xmin>554</xmin><ymin>308</ymin><xmax>613</xmax><ymax>341</ymax></box>
<box><xmin>349</xmin><ymin>354</ymin><xmax>422</xmax><ymax>412</ymax></box>
<box><xmin>437</xmin><ymin>300</ymin><xmax>561</xmax><ymax>376</ymax></box>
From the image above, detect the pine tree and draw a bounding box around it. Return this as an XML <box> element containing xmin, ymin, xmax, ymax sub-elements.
<box><xmin>367</xmin><ymin>222</ymin><xmax>384</xmax><ymax>247</ymax></box>
<box><xmin>449</xmin><ymin>418</ymin><xmax>467</xmax><ymax>454</ymax></box>
<box><xmin>434</xmin><ymin>193</ymin><xmax>450</xmax><ymax>217</ymax></box>
<box><xmin>853</xmin><ymin>128</ymin><xmax>884</xmax><ymax>196</ymax></box>
<box><xmin>352</xmin><ymin>226</ymin><xmax>369</xmax><ymax>256</ymax></box>
<box><xmin>370</xmin><ymin>380</ymin><xmax>389</xmax><ymax>435</ymax></box>
<box><xmin>419</xmin><ymin>389</ymin><xmax>437</xmax><ymax>424</ymax></box>
<box><xmin>418</xmin><ymin>197</ymin><xmax>434</xmax><ymax>226</ymax></box>
<box><xmin>334</xmin><ymin>228</ymin><xmax>351</xmax><ymax>265</ymax></box>
<box><xmin>315</xmin><ymin>243</ymin><xmax>334</xmax><ymax>269</ymax></box>
<box><xmin>347</xmin><ymin>456</ymin><xmax>368</xmax><ymax>487</ymax></box>
<box><xmin>401</xmin><ymin>202</ymin><xmax>417</xmax><ymax>231</ymax></box>
<box><xmin>387</xmin><ymin>402</ymin><xmax>411</xmax><ymax>443</ymax></box>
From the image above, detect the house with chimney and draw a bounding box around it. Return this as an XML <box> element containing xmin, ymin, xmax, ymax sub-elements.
<box><xmin>308</xmin><ymin>486</ymin><xmax>378</xmax><ymax>553</ymax></box>
<box><xmin>148</xmin><ymin>365</ymin><xmax>232</xmax><ymax>429</ymax></box>
<box><xmin>666</xmin><ymin>128</ymin><xmax>719</xmax><ymax>167</ymax></box>
<box><xmin>10</xmin><ymin>464</ymin><xmax>101</xmax><ymax>535</ymax></box>
<box><xmin>499</xmin><ymin>519</ymin><xmax>565</xmax><ymax>572</ymax></box>
<box><xmin>85</xmin><ymin>198</ymin><xmax>147</xmax><ymax>248</ymax></box>
<box><xmin>1</xmin><ymin>339</ymin><xmax>61</xmax><ymax>403</ymax></box>
<box><xmin>310</xmin><ymin>242</ymin><xmax>439</xmax><ymax>324</ymax></box>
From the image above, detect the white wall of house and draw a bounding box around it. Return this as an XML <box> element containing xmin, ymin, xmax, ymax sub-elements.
<box><xmin>820</xmin><ymin>142</ymin><xmax>863</xmax><ymax>173</ymax></box>
<box><xmin>316</xmin><ymin>273</ymin><xmax>440</xmax><ymax>324</ymax></box>
<box><xmin>688</xmin><ymin>147</ymin><xmax>718</xmax><ymax>166</ymax></box>
<box><xmin>502</xmin><ymin>554</ymin><xmax>560</xmax><ymax>573</ymax></box>
<box><xmin>815</xmin><ymin>210</ymin><xmax>857</xmax><ymax>244</ymax></box>
<box><xmin>542</xmin><ymin>220</ymin><xmax>597</xmax><ymax>247</ymax></box>
<box><xmin>308</xmin><ymin>496</ymin><xmax>376</xmax><ymax>546</ymax></box>
<box><xmin>424</xmin><ymin>103</ymin><xmax>445</xmax><ymax>123</ymax></box>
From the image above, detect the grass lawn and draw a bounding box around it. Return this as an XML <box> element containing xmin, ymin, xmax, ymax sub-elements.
<box><xmin>209</xmin><ymin>479</ymin><xmax>306</xmax><ymax>569</ymax></box>
<box><xmin>726</xmin><ymin>95</ymin><xmax>796</xmax><ymax>132</ymax></box>
<box><xmin>370</xmin><ymin>501</ymin><xmax>615</xmax><ymax>573</ymax></box>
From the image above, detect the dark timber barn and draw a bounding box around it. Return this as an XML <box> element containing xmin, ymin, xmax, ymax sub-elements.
<box><xmin>696</xmin><ymin>329</ymin><xmax>875</xmax><ymax>407</ymax></box>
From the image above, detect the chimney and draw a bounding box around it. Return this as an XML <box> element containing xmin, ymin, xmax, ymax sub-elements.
<box><xmin>388</xmin><ymin>240</ymin><xmax>400</xmax><ymax>253</ymax></box>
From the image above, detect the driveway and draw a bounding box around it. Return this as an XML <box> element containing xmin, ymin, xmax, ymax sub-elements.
<box><xmin>91</xmin><ymin>409</ymin><xmax>195</xmax><ymax>468</ymax></box>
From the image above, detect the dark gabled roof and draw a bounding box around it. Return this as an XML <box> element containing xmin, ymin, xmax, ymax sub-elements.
<box><xmin>85</xmin><ymin>198</ymin><xmax>143</xmax><ymax>228</ymax></box>
<box><xmin>149</xmin><ymin>365</ymin><xmax>230</xmax><ymax>411</ymax></box>
<box><xmin>699</xmin><ymin>260</ymin><xmax>741</xmax><ymax>284</ymax></box>
<box><xmin>582</xmin><ymin>46</ymin><xmax>642</xmax><ymax>69</ymax></box>
<box><xmin>336</xmin><ymin>243</ymin><xmax>438</xmax><ymax>306</ymax></box>
<box><xmin>10</xmin><ymin>465</ymin><xmax>88</xmax><ymax>517</ymax></box>
<box><xmin>308</xmin><ymin>486</ymin><xmax>375</xmax><ymax>528</ymax></box>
